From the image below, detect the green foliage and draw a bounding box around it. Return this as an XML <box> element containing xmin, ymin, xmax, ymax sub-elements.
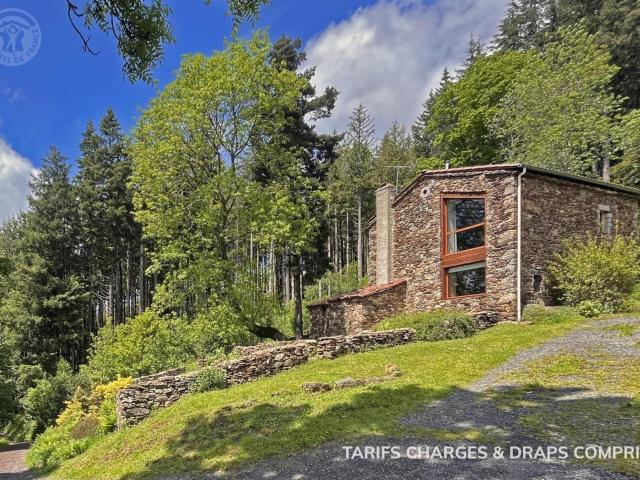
<box><xmin>72</xmin><ymin>0</ymin><xmax>269</xmax><ymax>83</ymax></box>
<box><xmin>0</xmin><ymin>414</ymin><xmax>36</xmax><ymax>442</ymax></box>
<box><xmin>374</xmin><ymin>121</ymin><xmax>416</xmax><ymax>189</ymax></box>
<box><xmin>83</xmin><ymin>311</ymin><xmax>193</xmax><ymax>383</ymax></box>
<box><xmin>304</xmin><ymin>263</ymin><xmax>367</xmax><ymax>302</ymax></box>
<box><xmin>27</xmin><ymin>377</ymin><xmax>132</xmax><ymax>470</ymax></box>
<box><xmin>0</xmin><ymin>334</ymin><xmax>16</xmax><ymax>426</ymax></box>
<box><xmin>189</xmin><ymin>367</ymin><xmax>227</xmax><ymax>393</ymax></box>
<box><xmin>492</xmin><ymin>24</ymin><xmax>623</xmax><ymax>176</ymax></box>
<box><xmin>548</xmin><ymin>235</ymin><xmax>640</xmax><ymax>315</ymax></box>
<box><xmin>374</xmin><ymin>309</ymin><xmax>477</xmax><ymax>342</ymax></box>
<box><xmin>131</xmin><ymin>32</ymin><xmax>308</xmax><ymax>334</ymax></box>
<box><xmin>83</xmin><ymin>309</ymin><xmax>247</xmax><ymax>384</ymax></box>
<box><xmin>21</xmin><ymin>360</ymin><xmax>77</xmax><ymax>433</ymax></box>
<box><xmin>522</xmin><ymin>305</ymin><xmax>584</xmax><ymax>324</ymax></box>
<box><xmin>26</xmin><ymin>422</ymin><xmax>95</xmax><ymax>471</ymax></box>
<box><xmin>613</xmin><ymin>110</ymin><xmax>640</xmax><ymax>188</ymax></box>
<box><xmin>428</xmin><ymin>51</ymin><xmax>532</xmax><ymax>166</ymax></box>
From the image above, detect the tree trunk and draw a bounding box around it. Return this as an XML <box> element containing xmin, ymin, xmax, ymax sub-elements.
<box><xmin>333</xmin><ymin>206</ymin><xmax>339</xmax><ymax>272</ymax></box>
<box><xmin>602</xmin><ymin>153</ymin><xmax>611</xmax><ymax>182</ymax></box>
<box><xmin>293</xmin><ymin>256</ymin><xmax>304</xmax><ymax>339</ymax></box>
<box><xmin>357</xmin><ymin>193</ymin><xmax>363</xmax><ymax>279</ymax></box>
<box><xmin>139</xmin><ymin>242</ymin><xmax>146</xmax><ymax>313</ymax></box>
<box><xmin>346</xmin><ymin>210</ymin><xmax>350</xmax><ymax>266</ymax></box>
<box><xmin>284</xmin><ymin>252</ymin><xmax>291</xmax><ymax>302</ymax></box>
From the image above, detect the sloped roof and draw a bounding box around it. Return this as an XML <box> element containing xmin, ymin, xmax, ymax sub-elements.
<box><xmin>308</xmin><ymin>279</ymin><xmax>407</xmax><ymax>307</ymax></box>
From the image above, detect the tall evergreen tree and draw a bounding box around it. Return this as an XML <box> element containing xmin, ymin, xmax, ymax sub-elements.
<box><xmin>9</xmin><ymin>147</ymin><xmax>89</xmax><ymax>370</ymax></box>
<box><xmin>493</xmin><ymin>0</ymin><xmax>557</xmax><ymax>51</ymax></box>
<box><xmin>375</xmin><ymin>121</ymin><xmax>416</xmax><ymax>190</ymax></box>
<box><xmin>263</xmin><ymin>36</ymin><xmax>341</xmax><ymax>337</ymax></box>
<box><xmin>412</xmin><ymin>68</ymin><xmax>452</xmax><ymax>160</ymax></box>
<box><xmin>76</xmin><ymin>109</ymin><xmax>141</xmax><ymax>329</ymax></box>
<box><xmin>328</xmin><ymin>104</ymin><xmax>376</xmax><ymax>280</ymax></box>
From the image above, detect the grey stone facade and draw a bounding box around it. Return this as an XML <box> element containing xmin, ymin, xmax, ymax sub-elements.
<box><xmin>309</xmin><ymin>164</ymin><xmax>640</xmax><ymax>333</ymax></box>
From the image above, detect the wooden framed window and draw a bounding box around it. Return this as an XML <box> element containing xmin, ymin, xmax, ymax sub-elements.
<box><xmin>441</xmin><ymin>193</ymin><xmax>487</xmax><ymax>298</ymax></box>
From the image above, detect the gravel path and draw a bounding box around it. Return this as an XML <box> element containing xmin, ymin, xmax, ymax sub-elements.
<box><xmin>0</xmin><ymin>443</ymin><xmax>38</xmax><ymax>480</ymax></box>
<box><xmin>226</xmin><ymin>316</ymin><xmax>640</xmax><ymax>480</ymax></box>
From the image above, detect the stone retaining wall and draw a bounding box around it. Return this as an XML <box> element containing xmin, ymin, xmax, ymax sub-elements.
<box><xmin>116</xmin><ymin>328</ymin><xmax>416</xmax><ymax>427</ymax></box>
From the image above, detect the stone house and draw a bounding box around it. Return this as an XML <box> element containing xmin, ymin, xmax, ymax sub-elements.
<box><xmin>309</xmin><ymin>164</ymin><xmax>640</xmax><ymax>337</ymax></box>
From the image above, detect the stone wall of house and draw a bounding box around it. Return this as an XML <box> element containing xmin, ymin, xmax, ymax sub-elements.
<box><xmin>391</xmin><ymin>169</ymin><xmax>519</xmax><ymax>320</ymax></box>
<box><xmin>308</xmin><ymin>280</ymin><xmax>407</xmax><ymax>337</ymax></box>
<box><xmin>521</xmin><ymin>173</ymin><xmax>640</xmax><ymax>306</ymax></box>
<box><xmin>116</xmin><ymin>328</ymin><xmax>416</xmax><ymax>427</ymax></box>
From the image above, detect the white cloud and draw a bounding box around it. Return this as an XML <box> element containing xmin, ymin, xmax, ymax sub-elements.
<box><xmin>0</xmin><ymin>139</ymin><xmax>35</xmax><ymax>222</ymax></box>
<box><xmin>305</xmin><ymin>0</ymin><xmax>510</xmax><ymax>136</ymax></box>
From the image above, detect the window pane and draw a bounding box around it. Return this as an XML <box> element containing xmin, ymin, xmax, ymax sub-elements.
<box><xmin>447</xmin><ymin>262</ymin><xmax>486</xmax><ymax>297</ymax></box>
<box><xmin>447</xmin><ymin>199</ymin><xmax>485</xmax><ymax>230</ymax></box>
<box><xmin>448</xmin><ymin>226</ymin><xmax>485</xmax><ymax>253</ymax></box>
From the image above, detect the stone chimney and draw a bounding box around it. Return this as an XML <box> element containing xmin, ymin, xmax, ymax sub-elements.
<box><xmin>375</xmin><ymin>184</ymin><xmax>394</xmax><ymax>285</ymax></box>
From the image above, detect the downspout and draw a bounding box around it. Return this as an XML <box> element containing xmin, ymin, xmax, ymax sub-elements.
<box><xmin>516</xmin><ymin>166</ymin><xmax>527</xmax><ymax>322</ymax></box>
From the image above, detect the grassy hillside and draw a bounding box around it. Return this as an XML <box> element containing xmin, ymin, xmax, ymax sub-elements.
<box><xmin>51</xmin><ymin>312</ymin><xmax>584</xmax><ymax>480</ymax></box>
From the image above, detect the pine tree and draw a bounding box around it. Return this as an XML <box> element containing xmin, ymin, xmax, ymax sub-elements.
<box><xmin>412</xmin><ymin>68</ymin><xmax>453</xmax><ymax>162</ymax></box>
<box><xmin>76</xmin><ymin>109</ymin><xmax>141</xmax><ymax>329</ymax></box>
<box><xmin>328</xmin><ymin>104</ymin><xmax>376</xmax><ymax>280</ymax></box>
<box><xmin>375</xmin><ymin>121</ymin><xmax>416</xmax><ymax>190</ymax></box>
<box><xmin>493</xmin><ymin>0</ymin><xmax>556</xmax><ymax>51</ymax></box>
<box><xmin>18</xmin><ymin>147</ymin><xmax>87</xmax><ymax>370</ymax></box>
<box><xmin>261</xmin><ymin>36</ymin><xmax>342</xmax><ymax>338</ymax></box>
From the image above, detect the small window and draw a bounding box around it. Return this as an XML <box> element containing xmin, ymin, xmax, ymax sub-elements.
<box><xmin>533</xmin><ymin>273</ymin><xmax>543</xmax><ymax>293</ymax></box>
<box><xmin>598</xmin><ymin>205</ymin><xmax>613</xmax><ymax>235</ymax></box>
<box><xmin>446</xmin><ymin>261</ymin><xmax>486</xmax><ymax>297</ymax></box>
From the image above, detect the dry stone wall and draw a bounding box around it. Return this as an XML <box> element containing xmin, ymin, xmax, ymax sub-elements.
<box><xmin>116</xmin><ymin>328</ymin><xmax>415</xmax><ymax>427</ymax></box>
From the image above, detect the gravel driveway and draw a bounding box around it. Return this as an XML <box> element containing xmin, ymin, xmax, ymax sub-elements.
<box><xmin>0</xmin><ymin>443</ymin><xmax>37</xmax><ymax>480</ymax></box>
<box><xmin>225</xmin><ymin>316</ymin><xmax>640</xmax><ymax>480</ymax></box>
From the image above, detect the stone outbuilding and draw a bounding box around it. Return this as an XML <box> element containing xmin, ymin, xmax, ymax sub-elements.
<box><xmin>309</xmin><ymin>164</ymin><xmax>640</xmax><ymax>336</ymax></box>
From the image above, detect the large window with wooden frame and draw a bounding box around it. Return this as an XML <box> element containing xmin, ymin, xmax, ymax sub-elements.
<box><xmin>441</xmin><ymin>194</ymin><xmax>486</xmax><ymax>298</ymax></box>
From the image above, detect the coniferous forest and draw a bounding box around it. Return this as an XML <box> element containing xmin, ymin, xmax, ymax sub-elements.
<box><xmin>1</xmin><ymin>0</ymin><xmax>639</xmax><ymax>442</ymax></box>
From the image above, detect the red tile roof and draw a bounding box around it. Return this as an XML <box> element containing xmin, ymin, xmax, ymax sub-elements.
<box><xmin>308</xmin><ymin>279</ymin><xmax>407</xmax><ymax>307</ymax></box>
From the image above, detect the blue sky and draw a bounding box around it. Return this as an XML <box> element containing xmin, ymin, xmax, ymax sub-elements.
<box><xmin>0</xmin><ymin>0</ymin><xmax>509</xmax><ymax>220</ymax></box>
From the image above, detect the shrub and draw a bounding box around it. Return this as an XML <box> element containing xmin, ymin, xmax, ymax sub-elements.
<box><xmin>26</xmin><ymin>423</ymin><xmax>94</xmax><ymax>471</ymax></box>
<box><xmin>21</xmin><ymin>360</ymin><xmax>76</xmax><ymax>433</ymax></box>
<box><xmin>374</xmin><ymin>309</ymin><xmax>477</xmax><ymax>341</ymax></box>
<box><xmin>189</xmin><ymin>367</ymin><xmax>227</xmax><ymax>393</ymax></box>
<box><xmin>0</xmin><ymin>414</ymin><xmax>36</xmax><ymax>442</ymax></box>
<box><xmin>548</xmin><ymin>235</ymin><xmax>640</xmax><ymax>315</ymax></box>
<box><xmin>522</xmin><ymin>304</ymin><xmax>583</xmax><ymax>324</ymax></box>
<box><xmin>84</xmin><ymin>308</ymin><xmax>250</xmax><ymax>384</ymax></box>
<box><xmin>27</xmin><ymin>377</ymin><xmax>132</xmax><ymax>471</ymax></box>
<box><xmin>304</xmin><ymin>262</ymin><xmax>368</xmax><ymax>303</ymax></box>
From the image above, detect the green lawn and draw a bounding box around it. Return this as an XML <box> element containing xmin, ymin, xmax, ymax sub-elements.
<box><xmin>51</xmin><ymin>314</ymin><xmax>585</xmax><ymax>480</ymax></box>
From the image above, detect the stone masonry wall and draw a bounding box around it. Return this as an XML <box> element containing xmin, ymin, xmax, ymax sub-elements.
<box><xmin>308</xmin><ymin>281</ymin><xmax>407</xmax><ymax>337</ymax></box>
<box><xmin>391</xmin><ymin>169</ymin><xmax>519</xmax><ymax>320</ymax></box>
<box><xmin>116</xmin><ymin>328</ymin><xmax>415</xmax><ymax>427</ymax></box>
<box><xmin>521</xmin><ymin>173</ymin><xmax>640</xmax><ymax>306</ymax></box>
